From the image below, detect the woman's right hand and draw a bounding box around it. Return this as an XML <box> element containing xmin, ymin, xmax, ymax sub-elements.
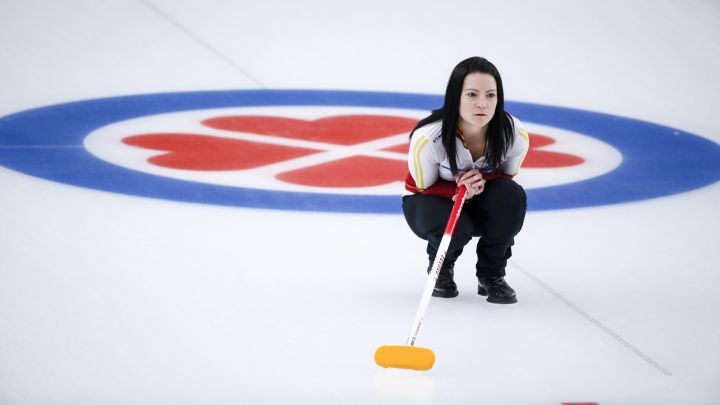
<box><xmin>453</xmin><ymin>169</ymin><xmax>485</xmax><ymax>201</ymax></box>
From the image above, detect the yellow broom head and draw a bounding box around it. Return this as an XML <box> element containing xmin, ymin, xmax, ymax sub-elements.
<box><xmin>374</xmin><ymin>345</ymin><xmax>435</xmax><ymax>371</ymax></box>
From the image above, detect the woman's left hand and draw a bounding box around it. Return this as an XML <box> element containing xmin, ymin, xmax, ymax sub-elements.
<box><xmin>453</xmin><ymin>169</ymin><xmax>485</xmax><ymax>201</ymax></box>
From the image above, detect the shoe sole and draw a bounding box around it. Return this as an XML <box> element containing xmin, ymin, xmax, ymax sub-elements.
<box><xmin>478</xmin><ymin>287</ymin><xmax>517</xmax><ymax>304</ymax></box>
<box><xmin>432</xmin><ymin>289</ymin><xmax>459</xmax><ymax>298</ymax></box>
<box><xmin>486</xmin><ymin>296</ymin><xmax>517</xmax><ymax>304</ymax></box>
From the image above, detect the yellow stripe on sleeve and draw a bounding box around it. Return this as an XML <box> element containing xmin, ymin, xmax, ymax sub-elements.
<box><xmin>518</xmin><ymin>127</ymin><xmax>529</xmax><ymax>143</ymax></box>
<box><xmin>412</xmin><ymin>137</ymin><xmax>429</xmax><ymax>190</ymax></box>
<box><xmin>509</xmin><ymin>127</ymin><xmax>530</xmax><ymax>176</ymax></box>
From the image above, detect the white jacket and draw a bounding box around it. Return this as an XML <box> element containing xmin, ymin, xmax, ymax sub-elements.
<box><xmin>405</xmin><ymin>115</ymin><xmax>529</xmax><ymax>194</ymax></box>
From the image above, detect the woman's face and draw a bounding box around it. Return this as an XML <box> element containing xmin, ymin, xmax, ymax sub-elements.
<box><xmin>458</xmin><ymin>72</ymin><xmax>498</xmax><ymax>130</ymax></box>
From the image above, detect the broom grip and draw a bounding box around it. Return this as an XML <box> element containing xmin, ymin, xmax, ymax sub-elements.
<box><xmin>406</xmin><ymin>186</ymin><xmax>468</xmax><ymax>346</ymax></box>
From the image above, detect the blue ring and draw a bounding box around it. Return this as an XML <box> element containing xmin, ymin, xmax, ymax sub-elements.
<box><xmin>0</xmin><ymin>89</ymin><xmax>718</xmax><ymax>213</ymax></box>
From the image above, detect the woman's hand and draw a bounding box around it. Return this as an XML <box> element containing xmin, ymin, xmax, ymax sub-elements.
<box><xmin>453</xmin><ymin>169</ymin><xmax>485</xmax><ymax>201</ymax></box>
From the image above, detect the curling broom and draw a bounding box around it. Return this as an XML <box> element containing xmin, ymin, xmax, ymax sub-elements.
<box><xmin>375</xmin><ymin>185</ymin><xmax>468</xmax><ymax>371</ymax></box>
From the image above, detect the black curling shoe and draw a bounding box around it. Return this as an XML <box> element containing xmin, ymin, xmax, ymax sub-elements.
<box><xmin>427</xmin><ymin>260</ymin><xmax>459</xmax><ymax>298</ymax></box>
<box><xmin>478</xmin><ymin>276</ymin><xmax>517</xmax><ymax>304</ymax></box>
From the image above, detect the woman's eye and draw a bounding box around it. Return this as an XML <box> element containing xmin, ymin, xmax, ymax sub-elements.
<box><xmin>488</xmin><ymin>93</ymin><xmax>496</xmax><ymax>98</ymax></box>
<box><xmin>467</xmin><ymin>92</ymin><xmax>477</xmax><ymax>97</ymax></box>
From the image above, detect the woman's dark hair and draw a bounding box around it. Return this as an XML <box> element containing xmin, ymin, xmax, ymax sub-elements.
<box><xmin>410</xmin><ymin>56</ymin><xmax>515</xmax><ymax>174</ymax></box>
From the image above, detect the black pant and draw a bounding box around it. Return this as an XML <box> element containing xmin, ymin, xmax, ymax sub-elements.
<box><xmin>402</xmin><ymin>177</ymin><xmax>527</xmax><ymax>278</ymax></box>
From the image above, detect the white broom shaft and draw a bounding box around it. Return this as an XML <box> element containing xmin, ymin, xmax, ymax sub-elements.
<box><xmin>405</xmin><ymin>237</ymin><xmax>451</xmax><ymax>346</ymax></box>
<box><xmin>405</xmin><ymin>187</ymin><xmax>467</xmax><ymax>346</ymax></box>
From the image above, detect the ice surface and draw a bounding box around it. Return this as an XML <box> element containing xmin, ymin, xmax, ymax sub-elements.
<box><xmin>1</xmin><ymin>1</ymin><xmax>719</xmax><ymax>404</ymax></box>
